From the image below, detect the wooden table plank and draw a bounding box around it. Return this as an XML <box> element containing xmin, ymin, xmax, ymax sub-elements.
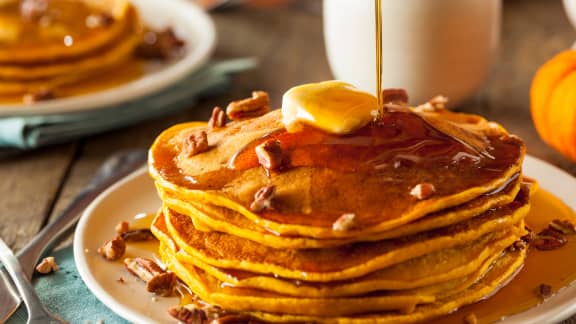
<box><xmin>0</xmin><ymin>144</ymin><xmax>76</xmax><ymax>250</ymax></box>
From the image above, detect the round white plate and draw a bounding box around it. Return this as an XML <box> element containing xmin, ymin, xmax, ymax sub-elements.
<box><xmin>74</xmin><ymin>155</ymin><xmax>576</xmax><ymax>324</ymax></box>
<box><xmin>0</xmin><ymin>0</ymin><xmax>215</xmax><ymax>116</ymax></box>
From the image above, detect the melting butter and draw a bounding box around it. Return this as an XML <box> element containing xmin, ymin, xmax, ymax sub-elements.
<box><xmin>281</xmin><ymin>80</ymin><xmax>377</xmax><ymax>134</ymax></box>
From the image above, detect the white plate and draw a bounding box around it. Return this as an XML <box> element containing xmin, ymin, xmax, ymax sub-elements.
<box><xmin>0</xmin><ymin>0</ymin><xmax>215</xmax><ymax>116</ymax></box>
<box><xmin>74</xmin><ymin>155</ymin><xmax>576</xmax><ymax>324</ymax></box>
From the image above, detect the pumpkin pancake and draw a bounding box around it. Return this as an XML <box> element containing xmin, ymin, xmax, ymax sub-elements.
<box><xmin>158</xmin><ymin>241</ymin><xmax>515</xmax><ymax>317</ymax></box>
<box><xmin>0</xmin><ymin>0</ymin><xmax>130</xmax><ymax>64</ymax></box>
<box><xmin>154</xmin><ymin>219</ymin><xmax>520</xmax><ymax>297</ymax></box>
<box><xmin>244</xmin><ymin>249</ymin><xmax>526</xmax><ymax>323</ymax></box>
<box><xmin>160</xmin><ymin>185</ymin><xmax>530</xmax><ymax>282</ymax></box>
<box><xmin>156</xmin><ymin>177</ymin><xmax>522</xmax><ymax>249</ymax></box>
<box><xmin>0</xmin><ymin>5</ymin><xmax>140</xmax><ymax>82</ymax></box>
<box><xmin>149</xmin><ymin>108</ymin><xmax>525</xmax><ymax>239</ymax></box>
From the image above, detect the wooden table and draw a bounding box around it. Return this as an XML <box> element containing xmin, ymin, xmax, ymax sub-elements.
<box><xmin>0</xmin><ymin>0</ymin><xmax>575</xmax><ymax>322</ymax></box>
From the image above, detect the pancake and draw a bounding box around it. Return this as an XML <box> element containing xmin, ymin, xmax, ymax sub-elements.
<box><xmin>0</xmin><ymin>0</ymin><xmax>130</xmax><ymax>64</ymax></box>
<box><xmin>159</xmin><ymin>185</ymin><xmax>530</xmax><ymax>282</ymax></box>
<box><xmin>149</xmin><ymin>108</ymin><xmax>525</xmax><ymax>239</ymax></box>
<box><xmin>245</xmin><ymin>248</ymin><xmax>526</xmax><ymax>323</ymax></box>
<box><xmin>154</xmin><ymin>220</ymin><xmax>519</xmax><ymax>297</ymax></box>
<box><xmin>159</xmin><ymin>241</ymin><xmax>514</xmax><ymax>317</ymax></box>
<box><xmin>0</xmin><ymin>5</ymin><xmax>140</xmax><ymax>82</ymax></box>
<box><xmin>156</xmin><ymin>176</ymin><xmax>522</xmax><ymax>249</ymax></box>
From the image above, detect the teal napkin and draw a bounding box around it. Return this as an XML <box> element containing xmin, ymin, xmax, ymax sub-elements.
<box><xmin>0</xmin><ymin>58</ymin><xmax>257</xmax><ymax>151</ymax></box>
<box><xmin>7</xmin><ymin>246</ymin><xmax>128</xmax><ymax>324</ymax></box>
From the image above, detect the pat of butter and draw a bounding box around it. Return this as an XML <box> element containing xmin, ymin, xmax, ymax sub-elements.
<box><xmin>281</xmin><ymin>80</ymin><xmax>377</xmax><ymax>134</ymax></box>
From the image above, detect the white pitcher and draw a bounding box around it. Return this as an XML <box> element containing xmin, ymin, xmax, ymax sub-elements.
<box><xmin>323</xmin><ymin>0</ymin><xmax>501</xmax><ymax>106</ymax></box>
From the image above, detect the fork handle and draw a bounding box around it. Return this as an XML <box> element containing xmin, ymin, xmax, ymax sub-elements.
<box><xmin>0</xmin><ymin>239</ymin><xmax>55</xmax><ymax>323</ymax></box>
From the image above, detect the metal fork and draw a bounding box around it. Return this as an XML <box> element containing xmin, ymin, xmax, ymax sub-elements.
<box><xmin>0</xmin><ymin>238</ymin><xmax>66</xmax><ymax>324</ymax></box>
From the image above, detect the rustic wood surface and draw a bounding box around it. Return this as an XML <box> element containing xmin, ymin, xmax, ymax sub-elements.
<box><xmin>0</xmin><ymin>0</ymin><xmax>575</xmax><ymax>322</ymax></box>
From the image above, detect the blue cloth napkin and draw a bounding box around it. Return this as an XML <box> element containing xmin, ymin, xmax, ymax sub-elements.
<box><xmin>0</xmin><ymin>58</ymin><xmax>257</xmax><ymax>151</ymax></box>
<box><xmin>7</xmin><ymin>246</ymin><xmax>128</xmax><ymax>324</ymax></box>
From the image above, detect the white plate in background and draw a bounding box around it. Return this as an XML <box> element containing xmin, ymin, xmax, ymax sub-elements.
<box><xmin>0</xmin><ymin>0</ymin><xmax>215</xmax><ymax>116</ymax></box>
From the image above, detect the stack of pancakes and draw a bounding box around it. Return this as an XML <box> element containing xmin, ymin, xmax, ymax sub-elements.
<box><xmin>149</xmin><ymin>103</ymin><xmax>531</xmax><ymax>322</ymax></box>
<box><xmin>0</xmin><ymin>0</ymin><xmax>140</xmax><ymax>98</ymax></box>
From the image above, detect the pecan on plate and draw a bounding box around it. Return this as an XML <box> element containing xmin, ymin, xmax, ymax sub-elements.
<box><xmin>35</xmin><ymin>256</ymin><xmax>58</xmax><ymax>274</ymax></box>
<box><xmin>124</xmin><ymin>257</ymin><xmax>177</xmax><ymax>296</ymax></box>
<box><xmin>97</xmin><ymin>236</ymin><xmax>126</xmax><ymax>261</ymax></box>
<box><xmin>533</xmin><ymin>227</ymin><xmax>567</xmax><ymax>251</ymax></box>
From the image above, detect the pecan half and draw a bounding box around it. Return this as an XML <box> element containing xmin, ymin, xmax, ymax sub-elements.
<box><xmin>250</xmin><ymin>185</ymin><xmax>276</xmax><ymax>212</ymax></box>
<box><xmin>255</xmin><ymin>139</ymin><xmax>283</xmax><ymax>171</ymax></box>
<box><xmin>23</xmin><ymin>88</ymin><xmax>55</xmax><ymax>104</ymax></box>
<box><xmin>115</xmin><ymin>221</ymin><xmax>130</xmax><ymax>235</ymax></box>
<box><xmin>124</xmin><ymin>257</ymin><xmax>177</xmax><ymax>296</ymax></box>
<box><xmin>121</xmin><ymin>228</ymin><xmax>156</xmax><ymax>242</ymax></box>
<box><xmin>135</xmin><ymin>28</ymin><xmax>185</xmax><ymax>60</ymax></box>
<box><xmin>226</xmin><ymin>91</ymin><xmax>270</xmax><ymax>121</ymax></box>
<box><xmin>549</xmin><ymin>219</ymin><xmax>576</xmax><ymax>235</ymax></box>
<box><xmin>332</xmin><ymin>213</ymin><xmax>357</xmax><ymax>232</ymax></box>
<box><xmin>533</xmin><ymin>227</ymin><xmax>567</xmax><ymax>251</ymax></box>
<box><xmin>168</xmin><ymin>305</ymin><xmax>207</xmax><ymax>324</ymax></box>
<box><xmin>35</xmin><ymin>256</ymin><xmax>58</xmax><ymax>274</ymax></box>
<box><xmin>208</xmin><ymin>106</ymin><xmax>226</xmax><ymax>128</ymax></box>
<box><xmin>382</xmin><ymin>88</ymin><xmax>408</xmax><ymax>105</ymax></box>
<box><xmin>410</xmin><ymin>183</ymin><xmax>436</xmax><ymax>200</ymax></box>
<box><xmin>97</xmin><ymin>236</ymin><xmax>126</xmax><ymax>261</ymax></box>
<box><xmin>183</xmin><ymin>131</ymin><xmax>209</xmax><ymax>157</ymax></box>
<box><xmin>536</xmin><ymin>283</ymin><xmax>553</xmax><ymax>299</ymax></box>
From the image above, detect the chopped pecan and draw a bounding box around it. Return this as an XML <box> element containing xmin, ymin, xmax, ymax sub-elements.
<box><xmin>97</xmin><ymin>236</ymin><xmax>126</xmax><ymax>261</ymax></box>
<box><xmin>382</xmin><ymin>88</ymin><xmax>408</xmax><ymax>105</ymax></box>
<box><xmin>226</xmin><ymin>91</ymin><xmax>270</xmax><ymax>121</ymax></box>
<box><xmin>168</xmin><ymin>305</ymin><xmax>207</xmax><ymax>324</ymax></box>
<box><xmin>20</xmin><ymin>0</ymin><xmax>48</xmax><ymax>21</ymax></box>
<box><xmin>121</xmin><ymin>228</ymin><xmax>156</xmax><ymax>242</ymax></box>
<box><xmin>183</xmin><ymin>131</ymin><xmax>209</xmax><ymax>157</ymax></box>
<box><xmin>533</xmin><ymin>227</ymin><xmax>567</xmax><ymax>251</ymax></box>
<box><xmin>507</xmin><ymin>239</ymin><xmax>528</xmax><ymax>252</ymax></box>
<box><xmin>35</xmin><ymin>256</ymin><xmax>58</xmax><ymax>274</ymax></box>
<box><xmin>255</xmin><ymin>139</ymin><xmax>283</xmax><ymax>171</ymax></box>
<box><xmin>124</xmin><ymin>257</ymin><xmax>176</xmax><ymax>296</ymax></box>
<box><xmin>208</xmin><ymin>106</ymin><xmax>226</xmax><ymax>128</ymax></box>
<box><xmin>549</xmin><ymin>219</ymin><xmax>576</xmax><ymax>235</ymax></box>
<box><xmin>410</xmin><ymin>183</ymin><xmax>436</xmax><ymax>200</ymax></box>
<box><xmin>115</xmin><ymin>221</ymin><xmax>130</xmax><ymax>235</ymax></box>
<box><xmin>22</xmin><ymin>88</ymin><xmax>55</xmax><ymax>104</ymax></box>
<box><xmin>250</xmin><ymin>185</ymin><xmax>276</xmax><ymax>212</ymax></box>
<box><xmin>463</xmin><ymin>313</ymin><xmax>478</xmax><ymax>324</ymax></box>
<box><xmin>135</xmin><ymin>28</ymin><xmax>185</xmax><ymax>60</ymax></box>
<box><xmin>332</xmin><ymin>213</ymin><xmax>357</xmax><ymax>232</ymax></box>
<box><xmin>85</xmin><ymin>13</ymin><xmax>115</xmax><ymax>29</ymax></box>
<box><xmin>536</xmin><ymin>283</ymin><xmax>553</xmax><ymax>299</ymax></box>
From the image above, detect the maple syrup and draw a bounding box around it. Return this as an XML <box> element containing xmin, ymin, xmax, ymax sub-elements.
<box><xmin>374</xmin><ymin>0</ymin><xmax>383</xmax><ymax>115</ymax></box>
<box><xmin>430</xmin><ymin>188</ymin><xmax>576</xmax><ymax>324</ymax></box>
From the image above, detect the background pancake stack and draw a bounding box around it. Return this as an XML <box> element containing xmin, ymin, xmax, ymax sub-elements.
<box><xmin>149</xmin><ymin>106</ymin><xmax>531</xmax><ymax>322</ymax></box>
<box><xmin>0</xmin><ymin>0</ymin><xmax>141</xmax><ymax>98</ymax></box>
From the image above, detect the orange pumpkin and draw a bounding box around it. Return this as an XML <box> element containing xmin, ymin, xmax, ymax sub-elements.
<box><xmin>530</xmin><ymin>50</ymin><xmax>576</xmax><ymax>161</ymax></box>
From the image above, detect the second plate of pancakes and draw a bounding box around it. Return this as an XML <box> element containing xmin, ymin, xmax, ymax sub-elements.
<box><xmin>0</xmin><ymin>0</ymin><xmax>215</xmax><ymax>116</ymax></box>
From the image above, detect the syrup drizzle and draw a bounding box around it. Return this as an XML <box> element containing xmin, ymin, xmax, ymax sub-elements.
<box><xmin>375</xmin><ymin>0</ymin><xmax>384</xmax><ymax>116</ymax></box>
